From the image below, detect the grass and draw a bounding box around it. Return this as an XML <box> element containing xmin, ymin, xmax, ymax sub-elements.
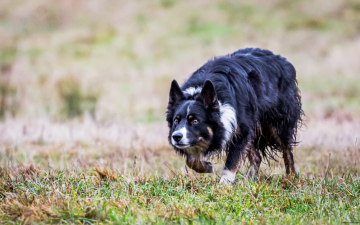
<box><xmin>1</xmin><ymin>165</ymin><xmax>360</xmax><ymax>224</ymax></box>
<box><xmin>0</xmin><ymin>117</ymin><xmax>359</xmax><ymax>224</ymax></box>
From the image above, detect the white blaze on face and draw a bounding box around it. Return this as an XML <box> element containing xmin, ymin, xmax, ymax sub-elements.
<box><xmin>171</xmin><ymin>127</ymin><xmax>190</xmax><ymax>148</ymax></box>
<box><xmin>187</xmin><ymin>100</ymin><xmax>195</xmax><ymax>115</ymax></box>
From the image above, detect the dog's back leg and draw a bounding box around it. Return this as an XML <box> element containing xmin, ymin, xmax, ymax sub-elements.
<box><xmin>262</xmin><ymin>119</ymin><xmax>297</xmax><ymax>175</ymax></box>
<box><xmin>282</xmin><ymin>146</ymin><xmax>296</xmax><ymax>175</ymax></box>
<box><xmin>268</xmin><ymin>124</ymin><xmax>297</xmax><ymax>175</ymax></box>
<box><xmin>246</xmin><ymin>145</ymin><xmax>262</xmax><ymax>180</ymax></box>
<box><xmin>276</xmin><ymin>126</ymin><xmax>297</xmax><ymax>175</ymax></box>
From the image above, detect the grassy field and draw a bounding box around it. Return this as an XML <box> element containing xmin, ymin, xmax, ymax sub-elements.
<box><xmin>1</xmin><ymin>166</ymin><xmax>360</xmax><ymax>224</ymax></box>
<box><xmin>1</xmin><ymin>0</ymin><xmax>360</xmax><ymax>224</ymax></box>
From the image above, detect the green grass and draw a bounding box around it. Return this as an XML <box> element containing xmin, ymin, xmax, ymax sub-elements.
<box><xmin>1</xmin><ymin>166</ymin><xmax>360</xmax><ymax>224</ymax></box>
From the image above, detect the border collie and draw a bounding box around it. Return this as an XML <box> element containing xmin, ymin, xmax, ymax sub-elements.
<box><xmin>166</xmin><ymin>48</ymin><xmax>303</xmax><ymax>185</ymax></box>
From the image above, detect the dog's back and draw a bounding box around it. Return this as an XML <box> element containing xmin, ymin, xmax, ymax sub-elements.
<box><xmin>183</xmin><ymin>47</ymin><xmax>302</xmax><ymax>139</ymax></box>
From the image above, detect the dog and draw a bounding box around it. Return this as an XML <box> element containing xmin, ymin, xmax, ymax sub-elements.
<box><xmin>166</xmin><ymin>48</ymin><xmax>303</xmax><ymax>185</ymax></box>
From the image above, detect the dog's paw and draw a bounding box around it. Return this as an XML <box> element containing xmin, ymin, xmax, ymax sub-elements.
<box><xmin>186</xmin><ymin>157</ymin><xmax>213</xmax><ymax>173</ymax></box>
<box><xmin>219</xmin><ymin>177</ymin><xmax>233</xmax><ymax>187</ymax></box>
<box><xmin>219</xmin><ymin>170</ymin><xmax>236</xmax><ymax>187</ymax></box>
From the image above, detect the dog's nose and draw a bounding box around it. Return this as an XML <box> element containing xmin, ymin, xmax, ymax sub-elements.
<box><xmin>172</xmin><ymin>133</ymin><xmax>183</xmax><ymax>142</ymax></box>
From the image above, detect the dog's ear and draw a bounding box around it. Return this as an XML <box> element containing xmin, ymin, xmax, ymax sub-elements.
<box><xmin>197</xmin><ymin>80</ymin><xmax>219</xmax><ymax>110</ymax></box>
<box><xmin>168</xmin><ymin>80</ymin><xmax>184</xmax><ymax>108</ymax></box>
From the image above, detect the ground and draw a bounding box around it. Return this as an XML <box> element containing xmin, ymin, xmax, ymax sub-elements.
<box><xmin>0</xmin><ymin>0</ymin><xmax>360</xmax><ymax>224</ymax></box>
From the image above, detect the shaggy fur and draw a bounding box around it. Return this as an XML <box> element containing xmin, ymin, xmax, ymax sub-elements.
<box><xmin>166</xmin><ymin>48</ymin><xmax>303</xmax><ymax>184</ymax></box>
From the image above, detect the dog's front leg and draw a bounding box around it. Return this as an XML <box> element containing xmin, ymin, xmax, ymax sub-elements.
<box><xmin>219</xmin><ymin>137</ymin><xmax>249</xmax><ymax>186</ymax></box>
<box><xmin>186</xmin><ymin>156</ymin><xmax>213</xmax><ymax>173</ymax></box>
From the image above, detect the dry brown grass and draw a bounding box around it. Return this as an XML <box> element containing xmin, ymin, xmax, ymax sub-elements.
<box><xmin>0</xmin><ymin>114</ymin><xmax>359</xmax><ymax>177</ymax></box>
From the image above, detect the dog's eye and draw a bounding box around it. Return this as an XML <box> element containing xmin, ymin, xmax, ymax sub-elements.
<box><xmin>192</xmin><ymin>119</ymin><xmax>199</xmax><ymax>124</ymax></box>
<box><xmin>174</xmin><ymin>119</ymin><xmax>179</xmax><ymax>124</ymax></box>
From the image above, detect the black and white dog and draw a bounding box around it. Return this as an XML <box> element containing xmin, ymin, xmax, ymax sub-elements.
<box><xmin>166</xmin><ymin>48</ymin><xmax>303</xmax><ymax>185</ymax></box>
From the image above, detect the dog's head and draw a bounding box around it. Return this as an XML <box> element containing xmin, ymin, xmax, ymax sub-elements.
<box><xmin>166</xmin><ymin>80</ymin><xmax>223</xmax><ymax>159</ymax></box>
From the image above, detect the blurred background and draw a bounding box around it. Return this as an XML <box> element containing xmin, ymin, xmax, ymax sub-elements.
<box><xmin>0</xmin><ymin>0</ymin><xmax>359</xmax><ymax>175</ymax></box>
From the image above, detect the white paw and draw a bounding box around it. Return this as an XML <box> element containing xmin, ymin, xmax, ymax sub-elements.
<box><xmin>219</xmin><ymin>170</ymin><xmax>236</xmax><ymax>187</ymax></box>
